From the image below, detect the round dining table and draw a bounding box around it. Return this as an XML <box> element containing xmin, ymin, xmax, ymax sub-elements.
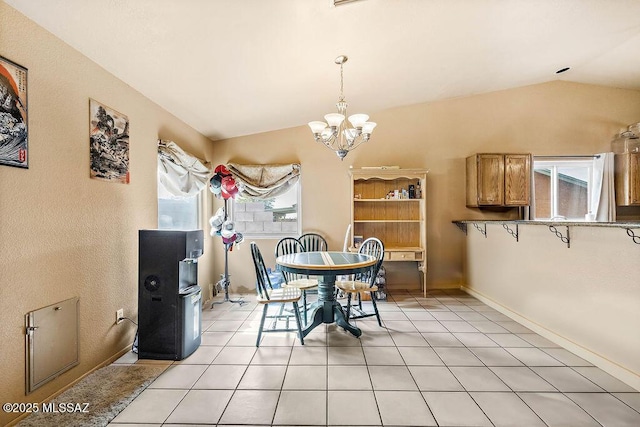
<box><xmin>275</xmin><ymin>251</ymin><xmax>376</xmax><ymax>338</ymax></box>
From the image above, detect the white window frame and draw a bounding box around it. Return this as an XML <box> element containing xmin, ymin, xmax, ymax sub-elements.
<box><xmin>157</xmin><ymin>187</ymin><xmax>203</xmax><ymax>230</ymax></box>
<box><xmin>533</xmin><ymin>157</ymin><xmax>594</xmax><ymax>221</ymax></box>
<box><xmin>231</xmin><ymin>180</ymin><xmax>302</xmax><ymax>239</ymax></box>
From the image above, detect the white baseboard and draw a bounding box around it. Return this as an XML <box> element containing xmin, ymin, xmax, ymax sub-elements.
<box><xmin>462</xmin><ymin>285</ymin><xmax>640</xmax><ymax>392</ymax></box>
<box><xmin>426</xmin><ymin>283</ymin><xmax>461</xmax><ymax>290</ymax></box>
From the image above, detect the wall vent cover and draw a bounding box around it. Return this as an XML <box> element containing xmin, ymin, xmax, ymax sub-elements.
<box><xmin>25</xmin><ymin>297</ymin><xmax>79</xmax><ymax>394</ymax></box>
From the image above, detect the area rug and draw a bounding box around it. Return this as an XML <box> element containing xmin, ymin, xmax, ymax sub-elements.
<box><xmin>17</xmin><ymin>363</ymin><xmax>167</xmax><ymax>427</ymax></box>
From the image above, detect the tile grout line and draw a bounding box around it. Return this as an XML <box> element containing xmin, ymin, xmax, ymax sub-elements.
<box><xmin>116</xmin><ymin>289</ymin><xmax>639</xmax><ymax>426</ymax></box>
<box><xmin>399</xmin><ymin>295</ymin><xmax>448</xmax><ymax>426</ymax></box>
<box><xmin>447</xmin><ymin>290</ymin><xmax>589</xmax><ymax>427</ymax></box>
<box><xmin>405</xmin><ymin>292</ymin><xmax>558</xmax><ymax>426</ymax></box>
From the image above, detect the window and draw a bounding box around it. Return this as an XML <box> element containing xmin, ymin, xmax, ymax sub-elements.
<box><xmin>232</xmin><ymin>181</ymin><xmax>301</xmax><ymax>238</ymax></box>
<box><xmin>158</xmin><ymin>180</ymin><xmax>200</xmax><ymax>230</ymax></box>
<box><xmin>156</xmin><ymin>141</ymin><xmax>209</xmax><ymax>230</ymax></box>
<box><xmin>533</xmin><ymin>157</ymin><xmax>594</xmax><ymax>221</ymax></box>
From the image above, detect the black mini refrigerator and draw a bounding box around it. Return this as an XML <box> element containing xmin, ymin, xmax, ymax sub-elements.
<box><xmin>138</xmin><ymin>229</ymin><xmax>204</xmax><ymax>360</ymax></box>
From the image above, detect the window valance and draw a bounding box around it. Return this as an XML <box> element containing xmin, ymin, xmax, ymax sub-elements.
<box><xmin>158</xmin><ymin>140</ymin><xmax>211</xmax><ymax>198</ymax></box>
<box><xmin>227</xmin><ymin>163</ymin><xmax>300</xmax><ymax>200</ymax></box>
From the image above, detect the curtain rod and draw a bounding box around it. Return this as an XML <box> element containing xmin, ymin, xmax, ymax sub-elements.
<box><xmin>534</xmin><ymin>155</ymin><xmax>601</xmax><ymax>159</ymax></box>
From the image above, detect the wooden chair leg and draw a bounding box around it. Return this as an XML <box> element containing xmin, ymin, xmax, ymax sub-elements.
<box><xmin>370</xmin><ymin>291</ymin><xmax>382</xmax><ymax>327</ymax></box>
<box><xmin>276</xmin><ymin>302</ymin><xmax>286</xmax><ymax>330</ymax></box>
<box><xmin>257</xmin><ymin>304</ymin><xmax>268</xmax><ymax>347</ymax></box>
<box><xmin>302</xmin><ymin>290</ymin><xmax>308</xmax><ymax>326</ymax></box>
<box><xmin>285</xmin><ymin>308</ymin><xmax>290</xmax><ymax>329</ymax></box>
<box><xmin>292</xmin><ymin>301</ymin><xmax>304</xmax><ymax>345</ymax></box>
<box><xmin>345</xmin><ymin>292</ymin><xmax>352</xmax><ymax>322</ymax></box>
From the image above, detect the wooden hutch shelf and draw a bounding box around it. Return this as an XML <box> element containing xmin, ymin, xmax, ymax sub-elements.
<box><xmin>349</xmin><ymin>168</ymin><xmax>428</xmax><ymax>296</ymax></box>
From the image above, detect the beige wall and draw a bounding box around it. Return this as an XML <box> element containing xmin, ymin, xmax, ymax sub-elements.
<box><xmin>210</xmin><ymin>80</ymin><xmax>640</xmax><ymax>294</ymax></box>
<box><xmin>0</xmin><ymin>4</ymin><xmax>215</xmax><ymax>425</ymax></box>
<box><xmin>3</xmin><ymin>2</ymin><xmax>640</xmax><ymax>424</ymax></box>
<box><xmin>463</xmin><ymin>223</ymin><xmax>640</xmax><ymax>391</ymax></box>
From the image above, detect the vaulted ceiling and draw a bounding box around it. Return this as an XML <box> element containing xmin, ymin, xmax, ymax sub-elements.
<box><xmin>5</xmin><ymin>0</ymin><xmax>640</xmax><ymax>140</ymax></box>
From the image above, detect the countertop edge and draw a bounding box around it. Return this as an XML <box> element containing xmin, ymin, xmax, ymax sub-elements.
<box><xmin>452</xmin><ymin>219</ymin><xmax>640</xmax><ymax>228</ymax></box>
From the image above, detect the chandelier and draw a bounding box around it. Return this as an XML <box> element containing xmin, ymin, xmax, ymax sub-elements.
<box><xmin>308</xmin><ymin>55</ymin><xmax>376</xmax><ymax>160</ymax></box>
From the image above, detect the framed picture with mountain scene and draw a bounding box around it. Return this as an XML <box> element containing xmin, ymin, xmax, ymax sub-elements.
<box><xmin>0</xmin><ymin>56</ymin><xmax>28</xmax><ymax>169</ymax></box>
<box><xmin>89</xmin><ymin>99</ymin><xmax>130</xmax><ymax>183</ymax></box>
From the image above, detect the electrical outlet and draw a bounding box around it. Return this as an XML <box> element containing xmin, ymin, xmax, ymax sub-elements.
<box><xmin>116</xmin><ymin>309</ymin><xmax>124</xmax><ymax>325</ymax></box>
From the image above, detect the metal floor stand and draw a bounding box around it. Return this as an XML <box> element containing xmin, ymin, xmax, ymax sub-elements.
<box><xmin>212</xmin><ymin>280</ymin><xmax>244</xmax><ymax>306</ymax></box>
<box><xmin>212</xmin><ymin>199</ymin><xmax>244</xmax><ymax>307</ymax></box>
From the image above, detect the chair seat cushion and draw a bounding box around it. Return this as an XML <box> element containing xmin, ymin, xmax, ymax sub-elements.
<box><xmin>284</xmin><ymin>278</ymin><xmax>318</xmax><ymax>290</ymax></box>
<box><xmin>257</xmin><ymin>287</ymin><xmax>302</xmax><ymax>304</ymax></box>
<box><xmin>336</xmin><ymin>280</ymin><xmax>378</xmax><ymax>293</ymax></box>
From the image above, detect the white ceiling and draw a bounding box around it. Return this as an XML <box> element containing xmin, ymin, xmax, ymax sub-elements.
<box><xmin>5</xmin><ymin>0</ymin><xmax>640</xmax><ymax>141</ymax></box>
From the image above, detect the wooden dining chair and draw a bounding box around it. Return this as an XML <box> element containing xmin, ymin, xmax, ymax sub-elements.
<box><xmin>335</xmin><ymin>237</ymin><xmax>385</xmax><ymax>326</ymax></box>
<box><xmin>275</xmin><ymin>237</ymin><xmax>317</xmax><ymax>325</ymax></box>
<box><xmin>298</xmin><ymin>232</ymin><xmax>326</xmax><ymax>299</ymax></box>
<box><xmin>251</xmin><ymin>242</ymin><xmax>304</xmax><ymax>347</ymax></box>
<box><xmin>299</xmin><ymin>232</ymin><xmax>328</xmax><ymax>252</ymax></box>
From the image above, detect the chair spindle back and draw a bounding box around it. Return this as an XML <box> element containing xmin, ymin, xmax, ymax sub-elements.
<box><xmin>299</xmin><ymin>233</ymin><xmax>328</xmax><ymax>252</ymax></box>
<box><xmin>275</xmin><ymin>237</ymin><xmax>306</xmax><ymax>284</ymax></box>
<box><xmin>358</xmin><ymin>237</ymin><xmax>385</xmax><ymax>287</ymax></box>
<box><xmin>251</xmin><ymin>242</ymin><xmax>272</xmax><ymax>300</ymax></box>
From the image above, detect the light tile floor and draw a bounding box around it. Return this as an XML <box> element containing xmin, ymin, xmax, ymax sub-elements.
<box><xmin>108</xmin><ymin>289</ymin><xmax>640</xmax><ymax>426</ymax></box>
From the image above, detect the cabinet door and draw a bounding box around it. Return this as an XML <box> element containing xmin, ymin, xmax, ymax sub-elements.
<box><xmin>465</xmin><ymin>155</ymin><xmax>479</xmax><ymax>207</ymax></box>
<box><xmin>614</xmin><ymin>154</ymin><xmax>627</xmax><ymax>205</ymax></box>
<box><xmin>477</xmin><ymin>154</ymin><xmax>504</xmax><ymax>205</ymax></box>
<box><xmin>504</xmin><ymin>154</ymin><xmax>531</xmax><ymax>206</ymax></box>
<box><xmin>614</xmin><ymin>153</ymin><xmax>640</xmax><ymax>206</ymax></box>
<box><xmin>630</xmin><ymin>153</ymin><xmax>640</xmax><ymax>205</ymax></box>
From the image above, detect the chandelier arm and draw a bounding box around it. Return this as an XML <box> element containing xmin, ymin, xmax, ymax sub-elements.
<box><xmin>347</xmin><ymin>136</ymin><xmax>366</xmax><ymax>150</ymax></box>
<box><xmin>321</xmin><ymin>133</ymin><xmax>336</xmax><ymax>145</ymax></box>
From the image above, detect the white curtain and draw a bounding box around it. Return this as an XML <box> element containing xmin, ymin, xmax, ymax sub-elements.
<box><xmin>158</xmin><ymin>140</ymin><xmax>211</xmax><ymax>198</ymax></box>
<box><xmin>590</xmin><ymin>152</ymin><xmax>616</xmax><ymax>222</ymax></box>
<box><xmin>227</xmin><ymin>163</ymin><xmax>300</xmax><ymax>199</ymax></box>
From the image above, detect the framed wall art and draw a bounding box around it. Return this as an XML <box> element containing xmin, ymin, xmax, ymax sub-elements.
<box><xmin>89</xmin><ymin>98</ymin><xmax>130</xmax><ymax>184</ymax></box>
<box><xmin>0</xmin><ymin>56</ymin><xmax>28</xmax><ymax>168</ymax></box>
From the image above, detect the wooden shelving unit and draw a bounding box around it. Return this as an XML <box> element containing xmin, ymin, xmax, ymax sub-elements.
<box><xmin>349</xmin><ymin>168</ymin><xmax>428</xmax><ymax>296</ymax></box>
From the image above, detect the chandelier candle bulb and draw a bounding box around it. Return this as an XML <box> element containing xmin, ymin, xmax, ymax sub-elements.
<box><xmin>344</xmin><ymin>129</ymin><xmax>357</xmax><ymax>143</ymax></box>
<box><xmin>325</xmin><ymin>113</ymin><xmax>345</xmax><ymax>128</ymax></box>
<box><xmin>362</xmin><ymin>122</ymin><xmax>377</xmax><ymax>136</ymax></box>
<box><xmin>348</xmin><ymin>114</ymin><xmax>369</xmax><ymax>129</ymax></box>
<box><xmin>308</xmin><ymin>55</ymin><xmax>376</xmax><ymax>160</ymax></box>
<box><xmin>309</xmin><ymin>121</ymin><xmax>328</xmax><ymax>135</ymax></box>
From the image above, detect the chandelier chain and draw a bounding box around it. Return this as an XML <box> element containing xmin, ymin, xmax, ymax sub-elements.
<box><xmin>340</xmin><ymin>62</ymin><xmax>345</xmax><ymax>101</ymax></box>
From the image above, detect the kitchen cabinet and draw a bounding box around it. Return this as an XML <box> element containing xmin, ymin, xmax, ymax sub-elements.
<box><xmin>350</xmin><ymin>168</ymin><xmax>428</xmax><ymax>296</ymax></box>
<box><xmin>615</xmin><ymin>152</ymin><xmax>640</xmax><ymax>206</ymax></box>
<box><xmin>466</xmin><ymin>153</ymin><xmax>531</xmax><ymax>207</ymax></box>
